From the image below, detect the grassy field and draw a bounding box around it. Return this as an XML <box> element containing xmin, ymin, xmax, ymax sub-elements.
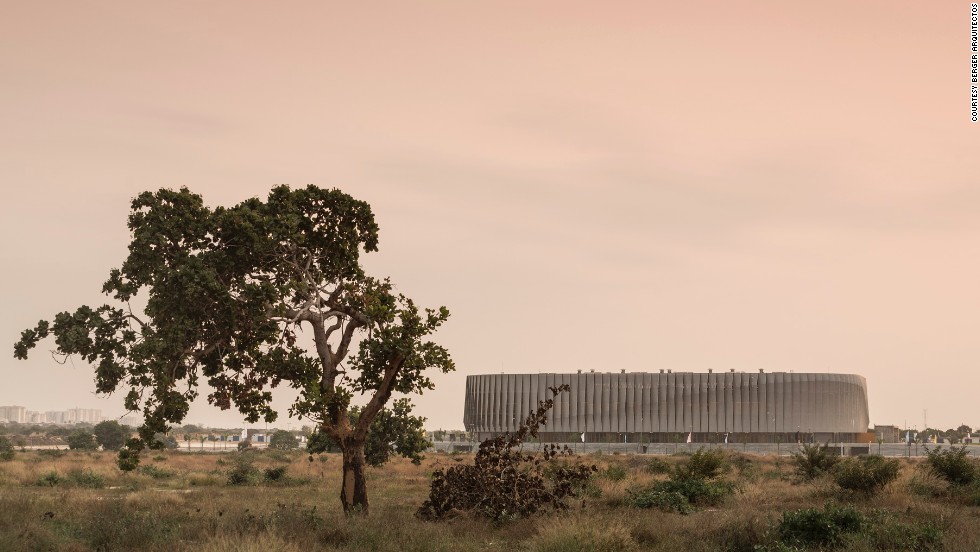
<box><xmin>0</xmin><ymin>448</ymin><xmax>978</xmax><ymax>551</ymax></box>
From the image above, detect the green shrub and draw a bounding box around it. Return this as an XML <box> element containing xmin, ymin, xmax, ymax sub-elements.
<box><xmin>865</xmin><ymin>512</ymin><xmax>943</xmax><ymax>551</ymax></box>
<box><xmin>833</xmin><ymin>455</ymin><xmax>900</xmax><ymax>496</ymax></box>
<box><xmin>728</xmin><ymin>452</ymin><xmax>757</xmax><ymax>478</ymax></box>
<box><xmin>603</xmin><ymin>464</ymin><xmax>627</xmax><ymax>481</ymax></box>
<box><xmin>227</xmin><ymin>454</ymin><xmax>259</xmax><ymax>485</ymax></box>
<box><xmin>924</xmin><ymin>445</ymin><xmax>976</xmax><ymax>486</ymax></box>
<box><xmin>791</xmin><ymin>442</ymin><xmax>839</xmax><ymax>481</ymax></box>
<box><xmin>626</xmin><ymin>477</ymin><xmax>737</xmax><ymax>512</ymax></box>
<box><xmin>66</xmin><ymin>430</ymin><xmax>98</xmax><ymax>451</ymax></box>
<box><xmin>268</xmin><ymin>430</ymin><xmax>299</xmax><ymax>450</ymax></box>
<box><xmin>68</xmin><ymin>468</ymin><xmax>106</xmax><ymax>488</ymax></box>
<box><xmin>960</xmin><ymin>481</ymin><xmax>980</xmax><ymax>506</ymax></box>
<box><xmin>0</xmin><ymin>436</ymin><xmax>14</xmax><ymax>461</ymax></box>
<box><xmin>905</xmin><ymin>472</ymin><xmax>948</xmax><ymax>499</ymax></box>
<box><xmin>117</xmin><ymin>438</ymin><xmax>142</xmax><ymax>472</ymax></box>
<box><xmin>577</xmin><ymin>479</ymin><xmax>602</xmax><ymax>499</ymax></box>
<box><xmin>661</xmin><ymin>477</ymin><xmax>737</xmax><ymax>506</ymax></box>
<box><xmin>263</xmin><ymin>449</ymin><xmax>293</xmax><ymax>463</ymax></box>
<box><xmin>36</xmin><ymin>471</ymin><xmax>64</xmax><ymax>487</ymax></box>
<box><xmin>778</xmin><ymin>503</ymin><xmax>865</xmax><ymax>548</ymax></box>
<box><xmin>645</xmin><ymin>457</ymin><xmax>671</xmax><ymax>475</ymax></box>
<box><xmin>36</xmin><ymin>449</ymin><xmax>66</xmax><ymax>459</ymax></box>
<box><xmin>263</xmin><ymin>466</ymin><xmax>289</xmax><ymax>482</ymax></box>
<box><xmin>625</xmin><ymin>487</ymin><xmax>694</xmax><ymax>514</ymax></box>
<box><xmin>627</xmin><ymin>447</ymin><xmax>737</xmax><ymax>513</ymax></box>
<box><xmin>672</xmin><ymin>447</ymin><xmax>728</xmax><ymax>481</ymax></box>
<box><xmin>137</xmin><ymin>464</ymin><xmax>176</xmax><ymax>479</ymax></box>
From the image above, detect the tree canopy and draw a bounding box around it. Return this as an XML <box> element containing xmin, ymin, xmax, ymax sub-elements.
<box><xmin>93</xmin><ymin>420</ymin><xmax>130</xmax><ymax>451</ymax></box>
<box><xmin>269</xmin><ymin>430</ymin><xmax>299</xmax><ymax>450</ymax></box>
<box><xmin>66</xmin><ymin>430</ymin><xmax>98</xmax><ymax>451</ymax></box>
<box><xmin>14</xmin><ymin>185</ymin><xmax>454</xmax><ymax>513</ymax></box>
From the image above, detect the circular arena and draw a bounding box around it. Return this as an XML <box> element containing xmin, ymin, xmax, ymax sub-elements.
<box><xmin>463</xmin><ymin>371</ymin><xmax>870</xmax><ymax>443</ymax></box>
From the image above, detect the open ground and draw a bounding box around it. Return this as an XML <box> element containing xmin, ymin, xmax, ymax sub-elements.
<box><xmin>1</xmin><ymin>448</ymin><xmax>979</xmax><ymax>551</ymax></box>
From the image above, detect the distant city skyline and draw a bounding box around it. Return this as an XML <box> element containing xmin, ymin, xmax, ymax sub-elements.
<box><xmin>0</xmin><ymin>406</ymin><xmax>103</xmax><ymax>425</ymax></box>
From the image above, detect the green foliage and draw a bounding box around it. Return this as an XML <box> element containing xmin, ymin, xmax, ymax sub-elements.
<box><xmin>832</xmin><ymin>455</ymin><xmax>900</xmax><ymax>496</ymax></box>
<box><xmin>227</xmin><ymin>453</ymin><xmax>260</xmax><ymax>485</ymax></box>
<box><xmin>625</xmin><ymin>487</ymin><xmax>694</xmax><ymax>514</ymax></box>
<box><xmin>417</xmin><ymin>385</ymin><xmax>597</xmax><ymax>522</ymax></box>
<box><xmin>93</xmin><ymin>420</ymin><xmax>130</xmax><ymax>451</ymax></box>
<box><xmin>268</xmin><ymin>430</ymin><xmax>299</xmax><ymax>450</ymax></box>
<box><xmin>644</xmin><ymin>457</ymin><xmax>671</xmax><ymax>475</ymax></box>
<box><xmin>137</xmin><ymin>464</ymin><xmax>176</xmax><ymax>479</ymax></box>
<box><xmin>66</xmin><ymin>430</ymin><xmax>98</xmax><ymax>451</ymax></box>
<box><xmin>0</xmin><ymin>436</ymin><xmax>14</xmax><ymax>461</ymax></box>
<box><xmin>924</xmin><ymin>445</ymin><xmax>976</xmax><ymax>486</ymax></box>
<box><xmin>36</xmin><ymin>449</ymin><xmax>66</xmax><ymax>459</ymax></box>
<box><xmin>777</xmin><ymin>505</ymin><xmax>944</xmax><ymax>551</ymax></box>
<box><xmin>864</xmin><ymin>514</ymin><xmax>943</xmax><ymax>551</ymax></box>
<box><xmin>626</xmin><ymin>447</ymin><xmax>737</xmax><ymax>513</ymax></box>
<box><xmin>362</xmin><ymin>399</ymin><xmax>430</xmax><ymax>466</ymax></box>
<box><xmin>308</xmin><ymin>398</ymin><xmax>431</xmax><ymax>467</ymax></box>
<box><xmin>68</xmin><ymin>468</ymin><xmax>106</xmax><ymax>488</ymax></box>
<box><xmin>117</xmin><ymin>438</ymin><xmax>143</xmax><ymax>471</ymax></box>
<box><xmin>602</xmin><ymin>464</ymin><xmax>627</xmax><ymax>481</ymax></box>
<box><xmin>36</xmin><ymin>472</ymin><xmax>64</xmax><ymax>487</ymax></box>
<box><xmin>778</xmin><ymin>503</ymin><xmax>865</xmax><ymax>548</ymax></box>
<box><xmin>671</xmin><ymin>447</ymin><xmax>728</xmax><ymax>481</ymax></box>
<box><xmin>263</xmin><ymin>448</ymin><xmax>293</xmax><ymax>463</ymax></box>
<box><xmin>626</xmin><ymin>477</ymin><xmax>737</xmax><ymax>513</ymax></box>
<box><xmin>13</xmin><ymin>185</ymin><xmax>454</xmax><ymax>511</ymax></box>
<box><xmin>959</xmin><ymin>481</ymin><xmax>980</xmax><ymax>506</ymax></box>
<box><xmin>264</xmin><ymin>466</ymin><xmax>289</xmax><ymax>482</ymax></box>
<box><xmin>152</xmin><ymin>433</ymin><xmax>179</xmax><ymax>450</ymax></box>
<box><xmin>36</xmin><ymin>469</ymin><xmax>106</xmax><ymax>488</ymax></box>
<box><xmin>791</xmin><ymin>442</ymin><xmax>840</xmax><ymax>481</ymax></box>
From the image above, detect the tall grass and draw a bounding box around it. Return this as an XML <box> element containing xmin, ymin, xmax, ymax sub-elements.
<box><xmin>0</xmin><ymin>449</ymin><xmax>975</xmax><ymax>551</ymax></box>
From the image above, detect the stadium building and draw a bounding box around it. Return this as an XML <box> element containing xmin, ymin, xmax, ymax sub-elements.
<box><xmin>463</xmin><ymin>370</ymin><xmax>871</xmax><ymax>443</ymax></box>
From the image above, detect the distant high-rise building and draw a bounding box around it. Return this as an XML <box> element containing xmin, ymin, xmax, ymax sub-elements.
<box><xmin>64</xmin><ymin>408</ymin><xmax>102</xmax><ymax>424</ymax></box>
<box><xmin>117</xmin><ymin>413</ymin><xmax>143</xmax><ymax>427</ymax></box>
<box><xmin>0</xmin><ymin>406</ymin><xmax>27</xmax><ymax>423</ymax></box>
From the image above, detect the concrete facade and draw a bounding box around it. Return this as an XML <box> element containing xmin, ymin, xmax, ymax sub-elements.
<box><xmin>463</xmin><ymin>371</ymin><xmax>870</xmax><ymax>442</ymax></box>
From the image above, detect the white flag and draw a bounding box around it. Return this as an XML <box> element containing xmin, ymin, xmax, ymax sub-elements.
<box><xmin>580</xmin><ymin>432</ymin><xmax>585</xmax><ymax>443</ymax></box>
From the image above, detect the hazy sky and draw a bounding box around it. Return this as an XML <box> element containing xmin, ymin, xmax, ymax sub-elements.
<box><xmin>2</xmin><ymin>2</ymin><xmax>977</xmax><ymax>431</ymax></box>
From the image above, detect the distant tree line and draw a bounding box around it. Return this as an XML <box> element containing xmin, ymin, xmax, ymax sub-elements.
<box><xmin>915</xmin><ymin>425</ymin><xmax>975</xmax><ymax>444</ymax></box>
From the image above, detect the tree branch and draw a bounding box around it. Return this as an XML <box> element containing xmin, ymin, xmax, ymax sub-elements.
<box><xmin>354</xmin><ymin>353</ymin><xmax>405</xmax><ymax>439</ymax></box>
<box><xmin>334</xmin><ymin>318</ymin><xmax>363</xmax><ymax>362</ymax></box>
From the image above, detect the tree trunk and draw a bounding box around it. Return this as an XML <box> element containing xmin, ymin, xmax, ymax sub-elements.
<box><xmin>340</xmin><ymin>439</ymin><xmax>369</xmax><ymax>514</ymax></box>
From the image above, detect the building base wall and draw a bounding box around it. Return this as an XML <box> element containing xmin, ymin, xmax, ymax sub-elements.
<box><xmin>472</xmin><ymin>431</ymin><xmax>875</xmax><ymax>444</ymax></box>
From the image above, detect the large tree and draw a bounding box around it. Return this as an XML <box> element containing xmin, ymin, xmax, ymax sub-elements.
<box><xmin>93</xmin><ymin>420</ymin><xmax>130</xmax><ymax>451</ymax></box>
<box><xmin>14</xmin><ymin>185</ymin><xmax>453</xmax><ymax>513</ymax></box>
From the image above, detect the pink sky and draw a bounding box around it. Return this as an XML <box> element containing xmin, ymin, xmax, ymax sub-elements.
<box><xmin>1</xmin><ymin>2</ymin><xmax>977</xmax><ymax>431</ymax></box>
